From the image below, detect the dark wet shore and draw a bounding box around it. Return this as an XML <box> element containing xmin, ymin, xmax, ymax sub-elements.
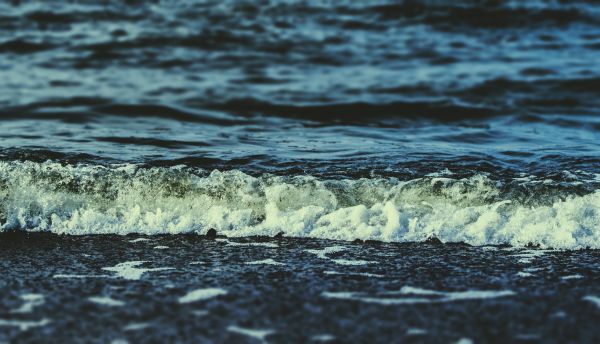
<box><xmin>0</xmin><ymin>233</ymin><xmax>599</xmax><ymax>343</ymax></box>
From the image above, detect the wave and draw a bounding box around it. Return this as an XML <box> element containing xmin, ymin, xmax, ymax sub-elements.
<box><xmin>196</xmin><ymin>98</ymin><xmax>500</xmax><ymax>122</ymax></box>
<box><xmin>3</xmin><ymin>76</ymin><xmax>599</xmax><ymax>125</ymax></box>
<box><xmin>364</xmin><ymin>3</ymin><xmax>596</xmax><ymax>29</ymax></box>
<box><xmin>373</xmin><ymin>77</ymin><xmax>600</xmax><ymax>117</ymax></box>
<box><xmin>0</xmin><ymin>100</ymin><xmax>245</xmax><ymax>126</ymax></box>
<box><xmin>0</xmin><ymin>161</ymin><xmax>599</xmax><ymax>249</ymax></box>
<box><xmin>0</xmin><ymin>97</ymin><xmax>500</xmax><ymax>124</ymax></box>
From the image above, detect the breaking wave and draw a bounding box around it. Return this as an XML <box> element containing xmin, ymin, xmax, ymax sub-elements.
<box><xmin>1</xmin><ymin>161</ymin><xmax>599</xmax><ymax>249</ymax></box>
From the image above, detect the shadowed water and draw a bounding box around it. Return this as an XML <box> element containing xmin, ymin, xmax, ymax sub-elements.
<box><xmin>0</xmin><ymin>1</ymin><xmax>599</xmax><ymax>177</ymax></box>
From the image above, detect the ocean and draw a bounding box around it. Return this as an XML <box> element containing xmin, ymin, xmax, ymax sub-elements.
<box><xmin>0</xmin><ymin>1</ymin><xmax>599</xmax><ymax>343</ymax></box>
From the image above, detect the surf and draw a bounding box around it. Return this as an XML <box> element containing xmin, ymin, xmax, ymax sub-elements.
<box><xmin>1</xmin><ymin>160</ymin><xmax>599</xmax><ymax>249</ymax></box>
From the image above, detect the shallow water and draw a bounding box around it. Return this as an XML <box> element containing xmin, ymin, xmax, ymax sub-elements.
<box><xmin>0</xmin><ymin>233</ymin><xmax>599</xmax><ymax>343</ymax></box>
<box><xmin>1</xmin><ymin>1</ymin><xmax>600</xmax><ymax>248</ymax></box>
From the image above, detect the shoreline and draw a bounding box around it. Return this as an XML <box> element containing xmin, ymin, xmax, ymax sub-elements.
<box><xmin>0</xmin><ymin>232</ymin><xmax>598</xmax><ymax>342</ymax></box>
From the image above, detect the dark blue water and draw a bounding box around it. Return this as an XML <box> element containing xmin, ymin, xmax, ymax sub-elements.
<box><xmin>1</xmin><ymin>1</ymin><xmax>600</xmax><ymax>247</ymax></box>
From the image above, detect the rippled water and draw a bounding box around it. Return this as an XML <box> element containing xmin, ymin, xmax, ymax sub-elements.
<box><xmin>1</xmin><ymin>1</ymin><xmax>600</xmax><ymax>247</ymax></box>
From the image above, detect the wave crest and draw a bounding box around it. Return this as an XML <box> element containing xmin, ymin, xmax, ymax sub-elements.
<box><xmin>0</xmin><ymin>161</ymin><xmax>599</xmax><ymax>249</ymax></box>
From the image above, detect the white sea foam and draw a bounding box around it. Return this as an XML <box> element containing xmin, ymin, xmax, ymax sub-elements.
<box><xmin>583</xmin><ymin>296</ymin><xmax>600</xmax><ymax>309</ymax></box>
<box><xmin>1</xmin><ymin>161</ymin><xmax>600</xmax><ymax>249</ymax></box>
<box><xmin>88</xmin><ymin>296</ymin><xmax>125</xmax><ymax>307</ymax></box>
<box><xmin>178</xmin><ymin>288</ymin><xmax>227</xmax><ymax>304</ymax></box>
<box><xmin>323</xmin><ymin>271</ymin><xmax>384</xmax><ymax>278</ymax></box>
<box><xmin>124</xmin><ymin>323</ymin><xmax>150</xmax><ymax>331</ymax></box>
<box><xmin>426</xmin><ymin>168</ymin><xmax>453</xmax><ymax>177</ymax></box>
<box><xmin>406</xmin><ymin>328</ymin><xmax>427</xmax><ymax>336</ymax></box>
<box><xmin>0</xmin><ymin>318</ymin><xmax>50</xmax><ymax>331</ymax></box>
<box><xmin>110</xmin><ymin>340</ymin><xmax>129</xmax><ymax>344</ymax></box>
<box><xmin>129</xmin><ymin>238</ymin><xmax>151</xmax><ymax>243</ymax></box>
<box><xmin>398</xmin><ymin>286</ymin><xmax>515</xmax><ymax>300</ymax></box>
<box><xmin>53</xmin><ymin>274</ymin><xmax>113</xmax><ymax>279</ymax></box>
<box><xmin>225</xmin><ymin>240</ymin><xmax>278</xmax><ymax>248</ymax></box>
<box><xmin>306</xmin><ymin>246</ymin><xmax>375</xmax><ymax>265</ymax></box>
<box><xmin>330</xmin><ymin>259</ymin><xmax>375</xmax><ymax>266</ymax></box>
<box><xmin>305</xmin><ymin>246</ymin><xmax>347</xmax><ymax>259</ymax></box>
<box><xmin>323</xmin><ymin>286</ymin><xmax>515</xmax><ymax>305</ymax></box>
<box><xmin>227</xmin><ymin>326</ymin><xmax>274</xmax><ymax>341</ymax></box>
<box><xmin>102</xmin><ymin>261</ymin><xmax>173</xmax><ymax>280</ymax></box>
<box><xmin>562</xmin><ymin>274</ymin><xmax>584</xmax><ymax>280</ymax></box>
<box><xmin>455</xmin><ymin>338</ymin><xmax>474</xmax><ymax>344</ymax></box>
<box><xmin>10</xmin><ymin>294</ymin><xmax>44</xmax><ymax>314</ymax></box>
<box><xmin>245</xmin><ymin>259</ymin><xmax>285</xmax><ymax>266</ymax></box>
<box><xmin>511</xmin><ymin>250</ymin><xmax>553</xmax><ymax>264</ymax></box>
<box><xmin>311</xmin><ymin>334</ymin><xmax>335</xmax><ymax>342</ymax></box>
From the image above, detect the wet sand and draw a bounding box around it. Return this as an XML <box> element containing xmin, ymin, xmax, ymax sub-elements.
<box><xmin>0</xmin><ymin>233</ymin><xmax>599</xmax><ymax>343</ymax></box>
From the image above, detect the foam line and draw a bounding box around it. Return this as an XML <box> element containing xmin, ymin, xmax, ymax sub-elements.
<box><xmin>1</xmin><ymin>161</ymin><xmax>599</xmax><ymax>249</ymax></box>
